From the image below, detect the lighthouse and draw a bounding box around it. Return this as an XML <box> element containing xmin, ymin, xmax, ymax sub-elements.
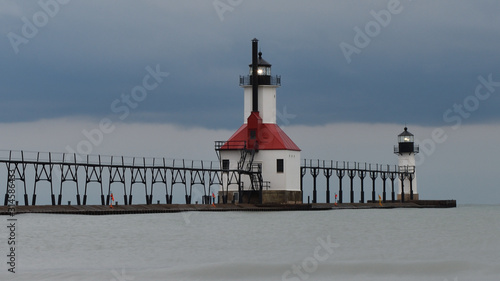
<box><xmin>394</xmin><ymin>127</ymin><xmax>419</xmax><ymax>201</ymax></box>
<box><xmin>216</xmin><ymin>38</ymin><xmax>301</xmax><ymax>204</ymax></box>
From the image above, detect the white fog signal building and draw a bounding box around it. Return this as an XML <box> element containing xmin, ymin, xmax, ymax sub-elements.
<box><xmin>216</xmin><ymin>39</ymin><xmax>301</xmax><ymax>204</ymax></box>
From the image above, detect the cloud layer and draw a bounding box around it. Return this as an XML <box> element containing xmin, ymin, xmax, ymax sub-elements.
<box><xmin>1</xmin><ymin>0</ymin><xmax>500</xmax><ymax>128</ymax></box>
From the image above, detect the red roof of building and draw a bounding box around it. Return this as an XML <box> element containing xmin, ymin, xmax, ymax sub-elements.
<box><xmin>220</xmin><ymin>123</ymin><xmax>300</xmax><ymax>151</ymax></box>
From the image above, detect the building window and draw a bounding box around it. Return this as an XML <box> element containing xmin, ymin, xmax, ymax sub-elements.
<box><xmin>250</xmin><ymin>130</ymin><xmax>256</xmax><ymax>139</ymax></box>
<box><xmin>222</xmin><ymin>159</ymin><xmax>229</xmax><ymax>171</ymax></box>
<box><xmin>276</xmin><ymin>159</ymin><xmax>284</xmax><ymax>173</ymax></box>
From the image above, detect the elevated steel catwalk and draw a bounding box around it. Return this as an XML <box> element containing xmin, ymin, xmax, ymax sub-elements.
<box><xmin>1</xmin><ymin>150</ymin><xmax>238</xmax><ymax>206</ymax></box>
<box><xmin>1</xmin><ymin>150</ymin><xmax>416</xmax><ymax>206</ymax></box>
<box><xmin>300</xmin><ymin>159</ymin><xmax>416</xmax><ymax>204</ymax></box>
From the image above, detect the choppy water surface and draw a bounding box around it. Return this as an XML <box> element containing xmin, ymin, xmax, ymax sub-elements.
<box><xmin>1</xmin><ymin>205</ymin><xmax>499</xmax><ymax>281</ymax></box>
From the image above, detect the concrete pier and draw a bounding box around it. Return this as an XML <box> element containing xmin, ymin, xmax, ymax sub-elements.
<box><xmin>0</xmin><ymin>200</ymin><xmax>456</xmax><ymax>215</ymax></box>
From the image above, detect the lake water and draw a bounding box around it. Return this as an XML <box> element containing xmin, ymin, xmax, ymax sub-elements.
<box><xmin>1</xmin><ymin>205</ymin><xmax>499</xmax><ymax>281</ymax></box>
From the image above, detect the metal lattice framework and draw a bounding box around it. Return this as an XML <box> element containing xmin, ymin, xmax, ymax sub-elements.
<box><xmin>1</xmin><ymin>150</ymin><xmax>240</xmax><ymax>206</ymax></box>
<box><xmin>1</xmin><ymin>150</ymin><xmax>416</xmax><ymax>206</ymax></box>
<box><xmin>300</xmin><ymin>159</ymin><xmax>416</xmax><ymax>204</ymax></box>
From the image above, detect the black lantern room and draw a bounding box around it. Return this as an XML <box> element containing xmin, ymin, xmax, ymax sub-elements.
<box><xmin>247</xmin><ymin>52</ymin><xmax>279</xmax><ymax>86</ymax></box>
<box><xmin>249</xmin><ymin>52</ymin><xmax>271</xmax><ymax>74</ymax></box>
<box><xmin>239</xmin><ymin>40</ymin><xmax>281</xmax><ymax>87</ymax></box>
<box><xmin>394</xmin><ymin>127</ymin><xmax>419</xmax><ymax>154</ymax></box>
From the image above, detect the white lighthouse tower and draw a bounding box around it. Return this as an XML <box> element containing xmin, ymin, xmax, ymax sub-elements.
<box><xmin>394</xmin><ymin>127</ymin><xmax>419</xmax><ymax>201</ymax></box>
<box><xmin>216</xmin><ymin>39</ymin><xmax>301</xmax><ymax>204</ymax></box>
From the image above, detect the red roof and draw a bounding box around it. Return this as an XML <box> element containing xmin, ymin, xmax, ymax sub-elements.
<box><xmin>221</xmin><ymin>123</ymin><xmax>300</xmax><ymax>151</ymax></box>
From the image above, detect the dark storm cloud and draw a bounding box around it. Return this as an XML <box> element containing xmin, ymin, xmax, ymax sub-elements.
<box><xmin>1</xmin><ymin>0</ymin><xmax>500</xmax><ymax>128</ymax></box>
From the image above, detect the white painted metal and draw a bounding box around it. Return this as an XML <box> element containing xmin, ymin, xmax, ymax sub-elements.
<box><xmin>397</xmin><ymin>152</ymin><xmax>417</xmax><ymax>196</ymax></box>
<box><xmin>243</xmin><ymin>85</ymin><xmax>277</xmax><ymax>124</ymax></box>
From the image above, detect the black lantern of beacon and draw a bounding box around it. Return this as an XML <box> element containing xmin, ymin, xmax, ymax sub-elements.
<box><xmin>395</xmin><ymin>127</ymin><xmax>419</xmax><ymax>154</ymax></box>
<box><xmin>249</xmin><ymin>52</ymin><xmax>272</xmax><ymax>85</ymax></box>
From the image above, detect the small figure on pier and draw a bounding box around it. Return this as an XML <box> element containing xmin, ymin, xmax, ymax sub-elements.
<box><xmin>110</xmin><ymin>193</ymin><xmax>115</xmax><ymax>208</ymax></box>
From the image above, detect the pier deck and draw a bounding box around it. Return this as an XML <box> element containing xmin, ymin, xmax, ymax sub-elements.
<box><xmin>0</xmin><ymin>200</ymin><xmax>456</xmax><ymax>215</ymax></box>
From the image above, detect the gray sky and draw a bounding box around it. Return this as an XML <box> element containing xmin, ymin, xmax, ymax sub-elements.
<box><xmin>1</xmin><ymin>0</ymin><xmax>500</xmax><ymax>204</ymax></box>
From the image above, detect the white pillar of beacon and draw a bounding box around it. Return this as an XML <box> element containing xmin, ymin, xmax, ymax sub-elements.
<box><xmin>394</xmin><ymin>127</ymin><xmax>419</xmax><ymax>201</ymax></box>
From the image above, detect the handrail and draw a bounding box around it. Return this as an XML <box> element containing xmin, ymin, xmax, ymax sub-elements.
<box><xmin>0</xmin><ymin>150</ymin><xmax>220</xmax><ymax>170</ymax></box>
<box><xmin>239</xmin><ymin>75</ymin><xmax>281</xmax><ymax>86</ymax></box>
<box><xmin>214</xmin><ymin>141</ymin><xmax>246</xmax><ymax>150</ymax></box>
<box><xmin>301</xmin><ymin>159</ymin><xmax>415</xmax><ymax>174</ymax></box>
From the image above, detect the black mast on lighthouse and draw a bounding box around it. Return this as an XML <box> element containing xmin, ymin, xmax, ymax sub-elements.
<box><xmin>251</xmin><ymin>38</ymin><xmax>259</xmax><ymax>113</ymax></box>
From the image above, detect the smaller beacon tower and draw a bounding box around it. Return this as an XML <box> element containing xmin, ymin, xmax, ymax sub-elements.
<box><xmin>394</xmin><ymin>127</ymin><xmax>419</xmax><ymax>201</ymax></box>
